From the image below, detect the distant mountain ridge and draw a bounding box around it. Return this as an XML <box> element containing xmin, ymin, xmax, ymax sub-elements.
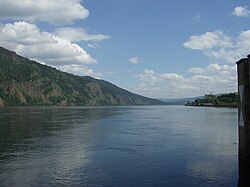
<box><xmin>159</xmin><ymin>96</ymin><xmax>204</xmax><ymax>105</ymax></box>
<box><xmin>0</xmin><ymin>47</ymin><xmax>165</xmax><ymax>107</ymax></box>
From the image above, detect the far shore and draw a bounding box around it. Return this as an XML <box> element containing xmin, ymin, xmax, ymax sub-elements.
<box><xmin>185</xmin><ymin>104</ymin><xmax>239</xmax><ymax>108</ymax></box>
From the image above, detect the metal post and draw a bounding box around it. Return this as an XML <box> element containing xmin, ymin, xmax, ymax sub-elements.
<box><xmin>237</xmin><ymin>55</ymin><xmax>250</xmax><ymax>187</ymax></box>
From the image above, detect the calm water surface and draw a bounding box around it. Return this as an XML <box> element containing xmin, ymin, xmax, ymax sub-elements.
<box><xmin>0</xmin><ymin>105</ymin><xmax>238</xmax><ymax>186</ymax></box>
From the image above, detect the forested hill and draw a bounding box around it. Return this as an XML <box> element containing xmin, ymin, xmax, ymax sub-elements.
<box><xmin>185</xmin><ymin>93</ymin><xmax>239</xmax><ymax>107</ymax></box>
<box><xmin>0</xmin><ymin>47</ymin><xmax>165</xmax><ymax>107</ymax></box>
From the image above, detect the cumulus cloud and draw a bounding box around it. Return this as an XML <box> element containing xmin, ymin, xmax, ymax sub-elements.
<box><xmin>0</xmin><ymin>21</ymin><xmax>97</xmax><ymax>66</ymax></box>
<box><xmin>204</xmin><ymin>30</ymin><xmax>250</xmax><ymax>63</ymax></box>
<box><xmin>134</xmin><ymin>69</ymin><xmax>198</xmax><ymax>98</ymax></box>
<box><xmin>187</xmin><ymin>67</ymin><xmax>205</xmax><ymax>74</ymax></box>
<box><xmin>0</xmin><ymin>0</ymin><xmax>89</xmax><ymax>25</ymax></box>
<box><xmin>232</xmin><ymin>6</ymin><xmax>250</xmax><ymax>17</ymax></box>
<box><xmin>129</xmin><ymin>56</ymin><xmax>140</xmax><ymax>64</ymax></box>
<box><xmin>139</xmin><ymin>69</ymin><xmax>186</xmax><ymax>86</ymax></box>
<box><xmin>160</xmin><ymin>73</ymin><xmax>184</xmax><ymax>81</ymax></box>
<box><xmin>184</xmin><ymin>30</ymin><xmax>250</xmax><ymax>63</ymax></box>
<box><xmin>131</xmin><ymin>65</ymin><xmax>237</xmax><ymax>98</ymax></box>
<box><xmin>160</xmin><ymin>29</ymin><xmax>244</xmax><ymax>98</ymax></box>
<box><xmin>0</xmin><ymin>0</ymin><xmax>108</xmax><ymax>78</ymax></box>
<box><xmin>188</xmin><ymin>64</ymin><xmax>236</xmax><ymax>76</ymax></box>
<box><xmin>139</xmin><ymin>69</ymin><xmax>160</xmax><ymax>82</ymax></box>
<box><xmin>54</xmin><ymin>28</ymin><xmax>110</xmax><ymax>42</ymax></box>
<box><xmin>183</xmin><ymin>31</ymin><xmax>233</xmax><ymax>50</ymax></box>
<box><xmin>57</xmin><ymin>64</ymin><xmax>102</xmax><ymax>78</ymax></box>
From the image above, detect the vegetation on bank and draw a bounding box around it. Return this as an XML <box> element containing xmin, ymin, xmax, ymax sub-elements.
<box><xmin>185</xmin><ymin>92</ymin><xmax>239</xmax><ymax>107</ymax></box>
<box><xmin>0</xmin><ymin>47</ymin><xmax>165</xmax><ymax>107</ymax></box>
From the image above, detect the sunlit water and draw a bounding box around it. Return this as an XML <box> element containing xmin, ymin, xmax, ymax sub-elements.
<box><xmin>0</xmin><ymin>105</ymin><xmax>238</xmax><ymax>186</ymax></box>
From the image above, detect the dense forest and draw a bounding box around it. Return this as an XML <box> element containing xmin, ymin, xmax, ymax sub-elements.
<box><xmin>0</xmin><ymin>47</ymin><xmax>165</xmax><ymax>107</ymax></box>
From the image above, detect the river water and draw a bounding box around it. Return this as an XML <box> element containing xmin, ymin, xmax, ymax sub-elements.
<box><xmin>0</xmin><ymin>105</ymin><xmax>238</xmax><ymax>186</ymax></box>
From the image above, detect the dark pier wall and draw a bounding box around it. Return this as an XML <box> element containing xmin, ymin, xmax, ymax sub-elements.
<box><xmin>237</xmin><ymin>56</ymin><xmax>250</xmax><ymax>187</ymax></box>
<box><xmin>237</xmin><ymin>56</ymin><xmax>250</xmax><ymax>162</ymax></box>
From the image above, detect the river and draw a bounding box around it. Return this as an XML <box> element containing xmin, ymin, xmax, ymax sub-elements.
<box><xmin>0</xmin><ymin>105</ymin><xmax>238</xmax><ymax>186</ymax></box>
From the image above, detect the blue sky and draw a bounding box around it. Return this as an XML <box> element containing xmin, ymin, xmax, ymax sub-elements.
<box><xmin>0</xmin><ymin>0</ymin><xmax>249</xmax><ymax>98</ymax></box>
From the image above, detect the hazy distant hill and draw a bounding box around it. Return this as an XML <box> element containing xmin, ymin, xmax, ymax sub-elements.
<box><xmin>159</xmin><ymin>96</ymin><xmax>204</xmax><ymax>105</ymax></box>
<box><xmin>0</xmin><ymin>47</ymin><xmax>165</xmax><ymax>107</ymax></box>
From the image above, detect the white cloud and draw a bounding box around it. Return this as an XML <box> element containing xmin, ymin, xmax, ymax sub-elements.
<box><xmin>131</xmin><ymin>83</ymin><xmax>162</xmax><ymax>98</ymax></box>
<box><xmin>205</xmin><ymin>30</ymin><xmax>250</xmax><ymax>63</ymax></box>
<box><xmin>57</xmin><ymin>64</ymin><xmax>102</xmax><ymax>78</ymax></box>
<box><xmin>0</xmin><ymin>22</ymin><xmax>55</xmax><ymax>46</ymax></box>
<box><xmin>129</xmin><ymin>56</ymin><xmax>140</xmax><ymax>64</ymax></box>
<box><xmin>139</xmin><ymin>69</ymin><xmax>160</xmax><ymax>83</ymax></box>
<box><xmin>0</xmin><ymin>0</ymin><xmax>89</xmax><ymax>25</ymax></box>
<box><xmin>131</xmin><ymin>66</ymin><xmax>237</xmax><ymax>98</ymax></box>
<box><xmin>54</xmin><ymin>28</ymin><xmax>110</xmax><ymax>42</ymax></box>
<box><xmin>232</xmin><ymin>6</ymin><xmax>250</xmax><ymax>17</ymax></box>
<box><xmin>160</xmin><ymin>73</ymin><xmax>184</xmax><ymax>81</ymax></box>
<box><xmin>183</xmin><ymin>31</ymin><xmax>233</xmax><ymax>50</ymax></box>
<box><xmin>184</xmin><ymin>30</ymin><xmax>250</xmax><ymax>63</ymax></box>
<box><xmin>188</xmin><ymin>64</ymin><xmax>236</xmax><ymax>76</ymax></box>
<box><xmin>87</xmin><ymin>43</ymin><xmax>100</xmax><ymax>49</ymax></box>
<box><xmin>0</xmin><ymin>0</ymin><xmax>107</xmax><ymax>80</ymax></box>
<box><xmin>153</xmin><ymin>29</ymin><xmax>244</xmax><ymax>98</ymax></box>
<box><xmin>0</xmin><ymin>21</ymin><xmax>97</xmax><ymax>66</ymax></box>
<box><xmin>187</xmin><ymin>67</ymin><xmax>205</xmax><ymax>74</ymax></box>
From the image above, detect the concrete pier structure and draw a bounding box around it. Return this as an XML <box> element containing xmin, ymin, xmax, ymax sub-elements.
<box><xmin>237</xmin><ymin>55</ymin><xmax>250</xmax><ymax>187</ymax></box>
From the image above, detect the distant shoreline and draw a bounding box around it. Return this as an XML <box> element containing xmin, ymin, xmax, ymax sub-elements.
<box><xmin>185</xmin><ymin>93</ymin><xmax>239</xmax><ymax>108</ymax></box>
<box><xmin>185</xmin><ymin>104</ymin><xmax>239</xmax><ymax>108</ymax></box>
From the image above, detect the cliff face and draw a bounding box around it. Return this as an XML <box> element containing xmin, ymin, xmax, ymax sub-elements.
<box><xmin>0</xmin><ymin>47</ymin><xmax>165</xmax><ymax>107</ymax></box>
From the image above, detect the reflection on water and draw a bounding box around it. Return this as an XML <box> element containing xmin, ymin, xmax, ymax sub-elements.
<box><xmin>0</xmin><ymin>106</ymin><xmax>238</xmax><ymax>186</ymax></box>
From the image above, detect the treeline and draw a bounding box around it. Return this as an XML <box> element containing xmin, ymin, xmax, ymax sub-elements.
<box><xmin>186</xmin><ymin>93</ymin><xmax>239</xmax><ymax>107</ymax></box>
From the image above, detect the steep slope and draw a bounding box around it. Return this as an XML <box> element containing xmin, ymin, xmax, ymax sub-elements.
<box><xmin>0</xmin><ymin>47</ymin><xmax>165</xmax><ymax>107</ymax></box>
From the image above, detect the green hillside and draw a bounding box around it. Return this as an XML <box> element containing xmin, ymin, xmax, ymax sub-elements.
<box><xmin>186</xmin><ymin>93</ymin><xmax>239</xmax><ymax>107</ymax></box>
<box><xmin>0</xmin><ymin>47</ymin><xmax>165</xmax><ymax>107</ymax></box>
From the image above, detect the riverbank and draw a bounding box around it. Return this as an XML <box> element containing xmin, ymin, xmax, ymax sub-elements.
<box><xmin>185</xmin><ymin>92</ymin><xmax>239</xmax><ymax>108</ymax></box>
<box><xmin>185</xmin><ymin>104</ymin><xmax>239</xmax><ymax>108</ymax></box>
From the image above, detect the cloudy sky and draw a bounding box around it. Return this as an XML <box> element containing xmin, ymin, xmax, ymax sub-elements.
<box><xmin>0</xmin><ymin>0</ymin><xmax>249</xmax><ymax>98</ymax></box>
